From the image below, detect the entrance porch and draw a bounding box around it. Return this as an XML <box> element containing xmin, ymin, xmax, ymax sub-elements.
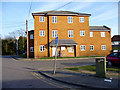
<box><xmin>49</xmin><ymin>39</ymin><xmax>78</xmax><ymax>57</ymax></box>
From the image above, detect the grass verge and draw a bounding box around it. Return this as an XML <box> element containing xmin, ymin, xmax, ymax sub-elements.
<box><xmin>65</xmin><ymin>65</ymin><xmax>119</xmax><ymax>77</ymax></box>
<box><xmin>19</xmin><ymin>54</ymin><xmax>26</xmax><ymax>58</ymax></box>
<box><xmin>38</xmin><ymin>56</ymin><xmax>104</xmax><ymax>59</ymax></box>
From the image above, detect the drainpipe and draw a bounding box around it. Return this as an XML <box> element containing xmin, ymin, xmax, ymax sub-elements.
<box><xmin>47</xmin><ymin>15</ymin><xmax>50</xmax><ymax>57</ymax></box>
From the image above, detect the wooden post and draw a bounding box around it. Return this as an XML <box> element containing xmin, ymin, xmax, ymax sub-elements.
<box><xmin>26</xmin><ymin>19</ymin><xmax>29</xmax><ymax>58</ymax></box>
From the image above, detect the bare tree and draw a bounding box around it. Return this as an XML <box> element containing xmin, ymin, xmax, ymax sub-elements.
<box><xmin>9</xmin><ymin>28</ymin><xmax>26</xmax><ymax>39</ymax></box>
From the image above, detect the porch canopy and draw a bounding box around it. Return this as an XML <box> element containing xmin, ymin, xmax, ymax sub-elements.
<box><xmin>49</xmin><ymin>39</ymin><xmax>78</xmax><ymax>46</ymax></box>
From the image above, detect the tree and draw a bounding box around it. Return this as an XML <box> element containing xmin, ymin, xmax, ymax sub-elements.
<box><xmin>0</xmin><ymin>34</ymin><xmax>2</xmax><ymax>55</ymax></box>
<box><xmin>2</xmin><ymin>29</ymin><xmax>27</xmax><ymax>55</ymax></box>
<box><xmin>18</xmin><ymin>36</ymin><xmax>27</xmax><ymax>53</ymax></box>
<box><xmin>9</xmin><ymin>28</ymin><xmax>26</xmax><ymax>39</ymax></box>
<box><xmin>2</xmin><ymin>37</ymin><xmax>16</xmax><ymax>55</ymax></box>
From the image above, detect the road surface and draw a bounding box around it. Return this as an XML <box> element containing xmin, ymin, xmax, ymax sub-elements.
<box><xmin>2</xmin><ymin>56</ymin><xmax>95</xmax><ymax>89</ymax></box>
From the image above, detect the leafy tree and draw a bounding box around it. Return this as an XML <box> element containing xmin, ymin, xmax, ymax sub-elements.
<box><xmin>2</xmin><ymin>37</ymin><xmax>16</xmax><ymax>55</ymax></box>
<box><xmin>18</xmin><ymin>36</ymin><xmax>27</xmax><ymax>53</ymax></box>
<box><xmin>0</xmin><ymin>35</ymin><xmax>2</xmax><ymax>55</ymax></box>
<box><xmin>2</xmin><ymin>29</ymin><xmax>27</xmax><ymax>55</ymax></box>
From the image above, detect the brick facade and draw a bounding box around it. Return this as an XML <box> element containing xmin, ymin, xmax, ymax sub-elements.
<box><xmin>29</xmin><ymin>11</ymin><xmax>112</xmax><ymax>58</ymax></box>
<box><xmin>28</xmin><ymin>30</ymin><xmax>34</xmax><ymax>58</ymax></box>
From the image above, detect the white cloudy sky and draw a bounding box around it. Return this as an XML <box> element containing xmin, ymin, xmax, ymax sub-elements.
<box><xmin>1</xmin><ymin>0</ymin><xmax>119</xmax><ymax>38</ymax></box>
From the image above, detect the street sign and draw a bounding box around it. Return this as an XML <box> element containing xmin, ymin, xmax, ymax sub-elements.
<box><xmin>55</xmin><ymin>36</ymin><xmax>58</xmax><ymax>44</ymax></box>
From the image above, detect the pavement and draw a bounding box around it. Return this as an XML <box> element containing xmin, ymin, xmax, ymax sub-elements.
<box><xmin>37</xmin><ymin>68</ymin><xmax>119</xmax><ymax>89</ymax></box>
<box><xmin>10</xmin><ymin>55</ymin><xmax>119</xmax><ymax>89</ymax></box>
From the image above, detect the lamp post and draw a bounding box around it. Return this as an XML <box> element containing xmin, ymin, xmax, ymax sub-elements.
<box><xmin>16</xmin><ymin>36</ymin><xmax>19</xmax><ymax>55</ymax></box>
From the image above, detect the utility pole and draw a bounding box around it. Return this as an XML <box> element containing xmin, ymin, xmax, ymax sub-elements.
<box><xmin>26</xmin><ymin>19</ymin><xmax>29</xmax><ymax>58</ymax></box>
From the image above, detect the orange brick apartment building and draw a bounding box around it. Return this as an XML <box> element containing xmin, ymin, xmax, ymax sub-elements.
<box><xmin>28</xmin><ymin>11</ymin><xmax>112</xmax><ymax>58</ymax></box>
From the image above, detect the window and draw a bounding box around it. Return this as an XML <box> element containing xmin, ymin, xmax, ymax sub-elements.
<box><xmin>109</xmin><ymin>53</ymin><xmax>118</xmax><ymax>57</ymax></box>
<box><xmin>114</xmin><ymin>42</ymin><xmax>119</xmax><ymax>45</ymax></box>
<box><xmin>80</xmin><ymin>45</ymin><xmax>85</xmax><ymax>51</ymax></box>
<box><xmin>40</xmin><ymin>30</ymin><xmax>45</xmax><ymax>36</ymax></box>
<box><xmin>68</xmin><ymin>30</ymin><xmax>73</xmax><ymax>37</ymax></box>
<box><xmin>40</xmin><ymin>16</ymin><xmax>45</xmax><ymax>22</ymax></box>
<box><xmin>90</xmin><ymin>32</ymin><xmax>93</xmax><ymax>37</ymax></box>
<box><xmin>118</xmin><ymin>53</ymin><xmax>120</xmax><ymax>58</ymax></box>
<box><xmin>40</xmin><ymin>45</ymin><xmax>45</xmax><ymax>51</ymax></box>
<box><xmin>80</xmin><ymin>31</ymin><xmax>85</xmax><ymax>36</ymax></box>
<box><xmin>30</xmin><ymin>47</ymin><xmax>34</xmax><ymax>52</ymax></box>
<box><xmin>90</xmin><ymin>45</ymin><xmax>94</xmax><ymax>51</ymax></box>
<box><xmin>101</xmin><ymin>45</ymin><xmax>106</xmax><ymax>50</ymax></box>
<box><xmin>68</xmin><ymin>46</ymin><xmax>73</xmax><ymax>52</ymax></box>
<box><xmin>79</xmin><ymin>17</ymin><xmax>84</xmax><ymax>22</ymax></box>
<box><xmin>52</xmin><ymin>30</ymin><xmax>57</xmax><ymax>38</ymax></box>
<box><xmin>30</xmin><ymin>34</ymin><xmax>34</xmax><ymax>39</ymax></box>
<box><xmin>101</xmin><ymin>32</ymin><xmax>105</xmax><ymax>37</ymax></box>
<box><xmin>52</xmin><ymin>16</ymin><xmax>57</xmax><ymax>23</ymax></box>
<box><xmin>68</xmin><ymin>16</ymin><xmax>73</xmax><ymax>23</ymax></box>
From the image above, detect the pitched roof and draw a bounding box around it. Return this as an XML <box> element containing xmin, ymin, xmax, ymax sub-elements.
<box><xmin>112</xmin><ymin>35</ymin><xmax>120</xmax><ymax>41</ymax></box>
<box><xmin>89</xmin><ymin>25</ymin><xmax>110</xmax><ymax>31</ymax></box>
<box><xmin>32</xmin><ymin>10</ymin><xmax>91</xmax><ymax>16</ymax></box>
<box><xmin>28</xmin><ymin>30</ymin><xmax>34</xmax><ymax>33</ymax></box>
<box><xmin>49</xmin><ymin>39</ymin><xmax>78</xmax><ymax>46</ymax></box>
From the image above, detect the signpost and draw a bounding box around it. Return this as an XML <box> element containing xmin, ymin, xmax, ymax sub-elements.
<box><xmin>53</xmin><ymin>35</ymin><xmax>58</xmax><ymax>75</ymax></box>
<box><xmin>16</xmin><ymin>36</ymin><xmax>19</xmax><ymax>55</ymax></box>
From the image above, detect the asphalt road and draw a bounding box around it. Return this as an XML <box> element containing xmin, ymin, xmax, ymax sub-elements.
<box><xmin>20</xmin><ymin>58</ymin><xmax>95</xmax><ymax>70</ymax></box>
<box><xmin>2</xmin><ymin>56</ymin><xmax>95</xmax><ymax>89</ymax></box>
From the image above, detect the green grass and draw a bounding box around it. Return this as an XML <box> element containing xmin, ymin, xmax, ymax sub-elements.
<box><xmin>106</xmin><ymin>67</ymin><xmax>119</xmax><ymax>72</ymax></box>
<box><xmin>37</xmin><ymin>56</ymin><xmax>104</xmax><ymax>59</ymax></box>
<box><xmin>19</xmin><ymin>54</ymin><xmax>26</xmax><ymax>58</ymax></box>
<box><xmin>112</xmin><ymin>47</ymin><xmax>120</xmax><ymax>50</ymax></box>
<box><xmin>66</xmin><ymin>65</ymin><xmax>120</xmax><ymax>72</ymax></box>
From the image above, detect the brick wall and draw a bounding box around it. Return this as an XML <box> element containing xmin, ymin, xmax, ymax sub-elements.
<box><xmin>33</xmin><ymin>15</ymin><xmax>111</xmax><ymax>58</ymax></box>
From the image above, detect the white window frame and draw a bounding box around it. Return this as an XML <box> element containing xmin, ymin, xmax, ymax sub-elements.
<box><xmin>90</xmin><ymin>45</ymin><xmax>94</xmax><ymax>51</ymax></box>
<box><xmin>79</xmin><ymin>17</ymin><xmax>84</xmax><ymax>22</ymax></box>
<box><xmin>68</xmin><ymin>30</ymin><xmax>73</xmax><ymax>37</ymax></box>
<box><xmin>52</xmin><ymin>30</ymin><xmax>57</xmax><ymax>38</ymax></box>
<box><xmin>68</xmin><ymin>16</ymin><xmax>73</xmax><ymax>23</ymax></box>
<box><xmin>61</xmin><ymin>46</ymin><xmax>65</xmax><ymax>51</ymax></box>
<box><xmin>30</xmin><ymin>34</ymin><xmax>34</xmax><ymax>39</ymax></box>
<box><xmin>101</xmin><ymin>45</ymin><xmax>106</xmax><ymax>50</ymax></box>
<box><xmin>101</xmin><ymin>32</ymin><xmax>105</xmax><ymax>37</ymax></box>
<box><xmin>30</xmin><ymin>47</ymin><xmax>34</xmax><ymax>52</ymax></box>
<box><xmin>40</xmin><ymin>16</ymin><xmax>45</xmax><ymax>22</ymax></box>
<box><xmin>80</xmin><ymin>45</ymin><xmax>85</xmax><ymax>51</ymax></box>
<box><xmin>52</xmin><ymin>16</ymin><xmax>57</xmax><ymax>23</ymax></box>
<box><xmin>40</xmin><ymin>30</ymin><xmax>45</xmax><ymax>36</ymax></box>
<box><xmin>90</xmin><ymin>32</ymin><xmax>93</xmax><ymax>37</ymax></box>
<box><xmin>68</xmin><ymin>46</ymin><xmax>73</xmax><ymax>53</ymax></box>
<box><xmin>40</xmin><ymin>45</ymin><xmax>45</xmax><ymax>52</ymax></box>
<box><xmin>80</xmin><ymin>31</ymin><xmax>85</xmax><ymax>36</ymax></box>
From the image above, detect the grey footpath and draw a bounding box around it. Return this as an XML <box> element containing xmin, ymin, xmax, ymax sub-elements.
<box><xmin>37</xmin><ymin>68</ymin><xmax>119</xmax><ymax>89</ymax></box>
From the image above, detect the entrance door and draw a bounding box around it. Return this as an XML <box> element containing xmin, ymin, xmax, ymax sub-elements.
<box><xmin>52</xmin><ymin>47</ymin><xmax>56</xmax><ymax>56</ymax></box>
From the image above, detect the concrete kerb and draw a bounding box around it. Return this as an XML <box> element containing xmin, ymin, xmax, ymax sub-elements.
<box><xmin>35</xmin><ymin>67</ymin><xmax>118</xmax><ymax>89</ymax></box>
<box><xmin>38</xmin><ymin>71</ymin><xmax>97</xmax><ymax>89</ymax></box>
<box><xmin>37</xmin><ymin>70</ymin><xmax>116</xmax><ymax>89</ymax></box>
